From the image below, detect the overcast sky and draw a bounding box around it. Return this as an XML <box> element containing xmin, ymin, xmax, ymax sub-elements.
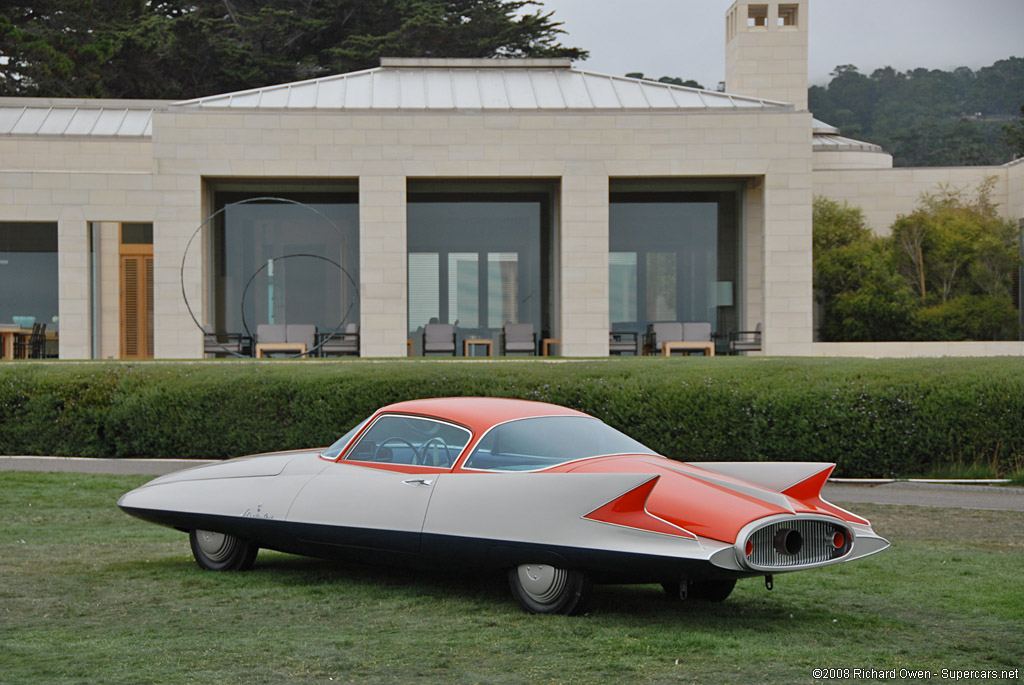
<box><xmin>538</xmin><ymin>0</ymin><xmax>1024</xmax><ymax>88</ymax></box>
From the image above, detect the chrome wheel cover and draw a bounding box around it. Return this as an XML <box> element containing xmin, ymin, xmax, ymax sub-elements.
<box><xmin>195</xmin><ymin>530</ymin><xmax>235</xmax><ymax>562</ymax></box>
<box><xmin>516</xmin><ymin>564</ymin><xmax>568</xmax><ymax>604</ymax></box>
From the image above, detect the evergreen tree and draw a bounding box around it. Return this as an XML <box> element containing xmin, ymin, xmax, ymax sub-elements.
<box><xmin>0</xmin><ymin>0</ymin><xmax>587</xmax><ymax>99</ymax></box>
<box><xmin>1003</xmin><ymin>105</ymin><xmax>1024</xmax><ymax>160</ymax></box>
<box><xmin>808</xmin><ymin>57</ymin><xmax>1024</xmax><ymax>167</ymax></box>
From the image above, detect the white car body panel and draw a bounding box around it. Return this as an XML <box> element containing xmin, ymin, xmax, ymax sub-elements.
<box><xmin>286</xmin><ymin>461</ymin><xmax>434</xmax><ymax>534</ymax></box>
<box><xmin>422</xmin><ymin>472</ymin><xmax>718</xmax><ymax>559</ymax></box>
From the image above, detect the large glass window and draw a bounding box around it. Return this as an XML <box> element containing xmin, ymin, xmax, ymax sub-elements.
<box><xmin>210</xmin><ymin>184</ymin><xmax>358</xmax><ymax>339</ymax></box>
<box><xmin>0</xmin><ymin>222</ymin><xmax>58</xmax><ymax>330</ymax></box>
<box><xmin>609</xmin><ymin>182</ymin><xmax>742</xmax><ymax>351</ymax></box>
<box><xmin>407</xmin><ymin>182</ymin><xmax>555</xmax><ymax>355</ymax></box>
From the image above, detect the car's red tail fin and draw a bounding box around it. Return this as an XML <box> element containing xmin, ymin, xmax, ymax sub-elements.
<box><xmin>583</xmin><ymin>476</ymin><xmax>698</xmax><ymax>539</ymax></box>
<box><xmin>781</xmin><ymin>465</ymin><xmax>869</xmax><ymax>525</ymax></box>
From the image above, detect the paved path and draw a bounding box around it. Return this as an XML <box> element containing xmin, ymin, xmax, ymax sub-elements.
<box><xmin>822</xmin><ymin>481</ymin><xmax>1024</xmax><ymax>512</ymax></box>
<box><xmin>3</xmin><ymin>456</ymin><xmax>1022</xmax><ymax>512</ymax></box>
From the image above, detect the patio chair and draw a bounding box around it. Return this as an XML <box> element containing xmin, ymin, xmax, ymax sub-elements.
<box><xmin>14</xmin><ymin>323</ymin><xmax>46</xmax><ymax>359</ymax></box>
<box><xmin>682</xmin><ymin>322</ymin><xmax>712</xmax><ymax>342</ymax></box>
<box><xmin>678</xmin><ymin>321</ymin><xmax>714</xmax><ymax>356</ymax></box>
<box><xmin>202</xmin><ymin>324</ymin><xmax>250</xmax><ymax>357</ymax></box>
<box><xmin>286</xmin><ymin>324</ymin><xmax>318</xmax><ymax>356</ymax></box>
<box><xmin>643</xmin><ymin>322</ymin><xmax>683</xmax><ymax>355</ymax></box>
<box><xmin>609</xmin><ymin>330</ymin><xmax>639</xmax><ymax>356</ymax></box>
<box><xmin>501</xmin><ymin>323</ymin><xmax>536</xmax><ymax>355</ymax></box>
<box><xmin>318</xmin><ymin>323</ymin><xmax>360</xmax><ymax>357</ymax></box>
<box><xmin>43</xmin><ymin>330</ymin><xmax>59</xmax><ymax>359</ymax></box>
<box><xmin>256</xmin><ymin>323</ymin><xmax>286</xmax><ymax>345</ymax></box>
<box><xmin>423</xmin><ymin>323</ymin><xmax>456</xmax><ymax>356</ymax></box>
<box><xmin>255</xmin><ymin>323</ymin><xmax>287</xmax><ymax>358</ymax></box>
<box><xmin>729</xmin><ymin>323</ymin><xmax>762</xmax><ymax>355</ymax></box>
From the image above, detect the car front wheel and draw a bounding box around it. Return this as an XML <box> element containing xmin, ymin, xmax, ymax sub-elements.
<box><xmin>189</xmin><ymin>529</ymin><xmax>259</xmax><ymax>571</ymax></box>
<box><xmin>508</xmin><ymin>564</ymin><xmax>593</xmax><ymax>615</ymax></box>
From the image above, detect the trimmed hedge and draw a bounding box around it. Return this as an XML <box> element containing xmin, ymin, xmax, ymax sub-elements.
<box><xmin>1</xmin><ymin>357</ymin><xmax>1023</xmax><ymax>477</ymax></box>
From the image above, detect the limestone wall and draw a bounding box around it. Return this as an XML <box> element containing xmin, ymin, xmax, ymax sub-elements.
<box><xmin>813</xmin><ymin>165</ymin><xmax>1012</xmax><ymax>234</ymax></box>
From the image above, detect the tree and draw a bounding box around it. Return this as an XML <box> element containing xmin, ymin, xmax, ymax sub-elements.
<box><xmin>891</xmin><ymin>178</ymin><xmax>1018</xmax><ymax>305</ymax></box>
<box><xmin>1003</xmin><ymin>105</ymin><xmax>1024</xmax><ymax>160</ymax></box>
<box><xmin>0</xmin><ymin>0</ymin><xmax>588</xmax><ymax>99</ymax></box>
<box><xmin>812</xmin><ymin>197</ymin><xmax>915</xmax><ymax>341</ymax></box>
<box><xmin>624</xmin><ymin>73</ymin><xmax>704</xmax><ymax>90</ymax></box>
<box><xmin>813</xmin><ymin>185</ymin><xmax>1020</xmax><ymax>342</ymax></box>
<box><xmin>809</xmin><ymin>57</ymin><xmax>1024</xmax><ymax>167</ymax></box>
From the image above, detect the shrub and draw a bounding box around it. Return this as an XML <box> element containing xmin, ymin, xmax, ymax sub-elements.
<box><xmin>1</xmin><ymin>358</ymin><xmax>1023</xmax><ymax>478</ymax></box>
<box><xmin>911</xmin><ymin>295</ymin><xmax>1019</xmax><ymax>341</ymax></box>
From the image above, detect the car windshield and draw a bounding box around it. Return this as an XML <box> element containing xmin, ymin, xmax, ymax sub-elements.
<box><xmin>321</xmin><ymin>418</ymin><xmax>370</xmax><ymax>459</ymax></box>
<box><xmin>463</xmin><ymin>416</ymin><xmax>657</xmax><ymax>471</ymax></box>
<box><xmin>345</xmin><ymin>415</ymin><xmax>472</xmax><ymax>468</ymax></box>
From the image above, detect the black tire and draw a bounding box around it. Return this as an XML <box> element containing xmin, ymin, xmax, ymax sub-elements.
<box><xmin>189</xmin><ymin>529</ymin><xmax>259</xmax><ymax>571</ymax></box>
<box><xmin>662</xmin><ymin>578</ymin><xmax>736</xmax><ymax>602</ymax></box>
<box><xmin>508</xmin><ymin>564</ymin><xmax>593</xmax><ymax>615</ymax></box>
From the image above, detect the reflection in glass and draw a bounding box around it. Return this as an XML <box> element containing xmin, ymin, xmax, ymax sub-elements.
<box><xmin>646</xmin><ymin>252</ymin><xmax>678</xmax><ymax>322</ymax></box>
<box><xmin>487</xmin><ymin>253</ymin><xmax>519</xmax><ymax>329</ymax></box>
<box><xmin>212</xmin><ymin>193</ymin><xmax>358</xmax><ymax>338</ymax></box>
<box><xmin>609</xmin><ymin>188</ymin><xmax>740</xmax><ymax>346</ymax></box>
<box><xmin>408</xmin><ymin>253</ymin><xmax>440</xmax><ymax>330</ymax></box>
<box><xmin>448</xmin><ymin>253</ymin><xmax>479</xmax><ymax>328</ymax></box>
<box><xmin>609</xmin><ymin>252</ymin><xmax>637</xmax><ymax>324</ymax></box>
<box><xmin>0</xmin><ymin>222</ymin><xmax>58</xmax><ymax>329</ymax></box>
<box><xmin>407</xmin><ymin>187</ymin><xmax>552</xmax><ymax>355</ymax></box>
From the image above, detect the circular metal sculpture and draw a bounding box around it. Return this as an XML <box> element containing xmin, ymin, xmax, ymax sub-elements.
<box><xmin>180</xmin><ymin>197</ymin><xmax>359</xmax><ymax>358</ymax></box>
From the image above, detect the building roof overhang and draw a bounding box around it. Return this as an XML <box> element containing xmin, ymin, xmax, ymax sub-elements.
<box><xmin>0</xmin><ymin>97</ymin><xmax>165</xmax><ymax>138</ymax></box>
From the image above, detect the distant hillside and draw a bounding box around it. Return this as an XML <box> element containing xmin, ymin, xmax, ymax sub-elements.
<box><xmin>808</xmin><ymin>58</ymin><xmax>1024</xmax><ymax>167</ymax></box>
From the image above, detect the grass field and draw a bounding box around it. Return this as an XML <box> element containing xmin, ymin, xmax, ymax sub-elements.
<box><xmin>1</xmin><ymin>472</ymin><xmax>1021</xmax><ymax>684</ymax></box>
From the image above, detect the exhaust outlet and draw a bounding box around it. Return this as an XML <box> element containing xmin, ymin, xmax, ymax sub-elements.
<box><xmin>773</xmin><ymin>528</ymin><xmax>803</xmax><ymax>556</ymax></box>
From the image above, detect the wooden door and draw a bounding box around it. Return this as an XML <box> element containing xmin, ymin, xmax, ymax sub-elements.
<box><xmin>120</xmin><ymin>232</ymin><xmax>154</xmax><ymax>359</ymax></box>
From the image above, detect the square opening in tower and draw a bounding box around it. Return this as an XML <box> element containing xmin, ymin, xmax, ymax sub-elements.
<box><xmin>778</xmin><ymin>4</ymin><xmax>799</xmax><ymax>27</ymax></box>
<box><xmin>747</xmin><ymin>4</ymin><xmax>768</xmax><ymax>27</ymax></box>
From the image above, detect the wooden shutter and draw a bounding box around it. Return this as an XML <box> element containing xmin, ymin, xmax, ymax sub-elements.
<box><xmin>120</xmin><ymin>251</ymin><xmax>154</xmax><ymax>359</ymax></box>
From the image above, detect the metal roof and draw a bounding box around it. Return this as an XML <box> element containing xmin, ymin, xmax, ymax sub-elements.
<box><xmin>812</xmin><ymin>118</ymin><xmax>841</xmax><ymax>134</ymax></box>
<box><xmin>812</xmin><ymin>133</ymin><xmax>886</xmax><ymax>153</ymax></box>
<box><xmin>0</xmin><ymin>60</ymin><xmax>792</xmax><ymax>140</ymax></box>
<box><xmin>811</xmin><ymin>117</ymin><xmax>887</xmax><ymax>153</ymax></box>
<box><xmin>175</xmin><ymin>58</ymin><xmax>792</xmax><ymax>113</ymax></box>
<box><xmin>0</xmin><ymin>99</ymin><xmax>158</xmax><ymax>138</ymax></box>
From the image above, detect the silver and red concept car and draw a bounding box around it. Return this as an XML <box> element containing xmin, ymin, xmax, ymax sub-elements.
<box><xmin>118</xmin><ymin>397</ymin><xmax>888</xmax><ymax>614</ymax></box>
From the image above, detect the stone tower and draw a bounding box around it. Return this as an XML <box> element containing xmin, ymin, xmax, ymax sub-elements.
<box><xmin>725</xmin><ymin>0</ymin><xmax>809</xmax><ymax>110</ymax></box>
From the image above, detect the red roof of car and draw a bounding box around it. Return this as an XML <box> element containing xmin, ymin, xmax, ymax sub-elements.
<box><xmin>377</xmin><ymin>397</ymin><xmax>588</xmax><ymax>433</ymax></box>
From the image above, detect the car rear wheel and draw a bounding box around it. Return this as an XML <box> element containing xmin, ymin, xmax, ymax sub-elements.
<box><xmin>508</xmin><ymin>564</ymin><xmax>593</xmax><ymax>615</ymax></box>
<box><xmin>189</xmin><ymin>530</ymin><xmax>259</xmax><ymax>571</ymax></box>
<box><xmin>662</xmin><ymin>578</ymin><xmax>736</xmax><ymax>602</ymax></box>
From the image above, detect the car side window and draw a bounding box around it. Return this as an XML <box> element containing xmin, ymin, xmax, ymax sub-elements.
<box><xmin>345</xmin><ymin>415</ymin><xmax>471</xmax><ymax>468</ymax></box>
<box><xmin>463</xmin><ymin>416</ymin><xmax>657</xmax><ymax>471</ymax></box>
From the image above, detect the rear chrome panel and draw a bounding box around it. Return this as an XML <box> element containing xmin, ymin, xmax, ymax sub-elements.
<box><xmin>745</xmin><ymin>518</ymin><xmax>850</xmax><ymax>570</ymax></box>
<box><xmin>733</xmin><ymin>514</ymin><xmax>858</xmax><ymax>572</ymax></box>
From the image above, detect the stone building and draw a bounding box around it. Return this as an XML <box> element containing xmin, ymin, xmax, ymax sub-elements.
<box><xmin>1</xmin><ymin>0</ymin><xmax>1021</xmax><ymax>359</ymax></box>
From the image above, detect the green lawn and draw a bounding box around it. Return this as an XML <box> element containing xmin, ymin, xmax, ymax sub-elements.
<box><xmin>1</xmin><ymin>472</ymin><xmax>1021</xmax><ymax>684</ymax></box>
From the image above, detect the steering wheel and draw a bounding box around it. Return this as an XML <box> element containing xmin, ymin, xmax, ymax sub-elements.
<box><xmin>418</xmin><ymin>437</ymin><xmax>453</xmax><ymax>467</ymax></box>
<box><xmin>372</xmin><ymin>437</ymin><xmax>417</xmax><ymax>463</ymax></box>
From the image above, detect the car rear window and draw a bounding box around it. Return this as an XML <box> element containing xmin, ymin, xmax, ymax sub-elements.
<box><xmin>463</xmin><ymin>416</ymin><xmax>656</xmax><ymax>471</ymax></box>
